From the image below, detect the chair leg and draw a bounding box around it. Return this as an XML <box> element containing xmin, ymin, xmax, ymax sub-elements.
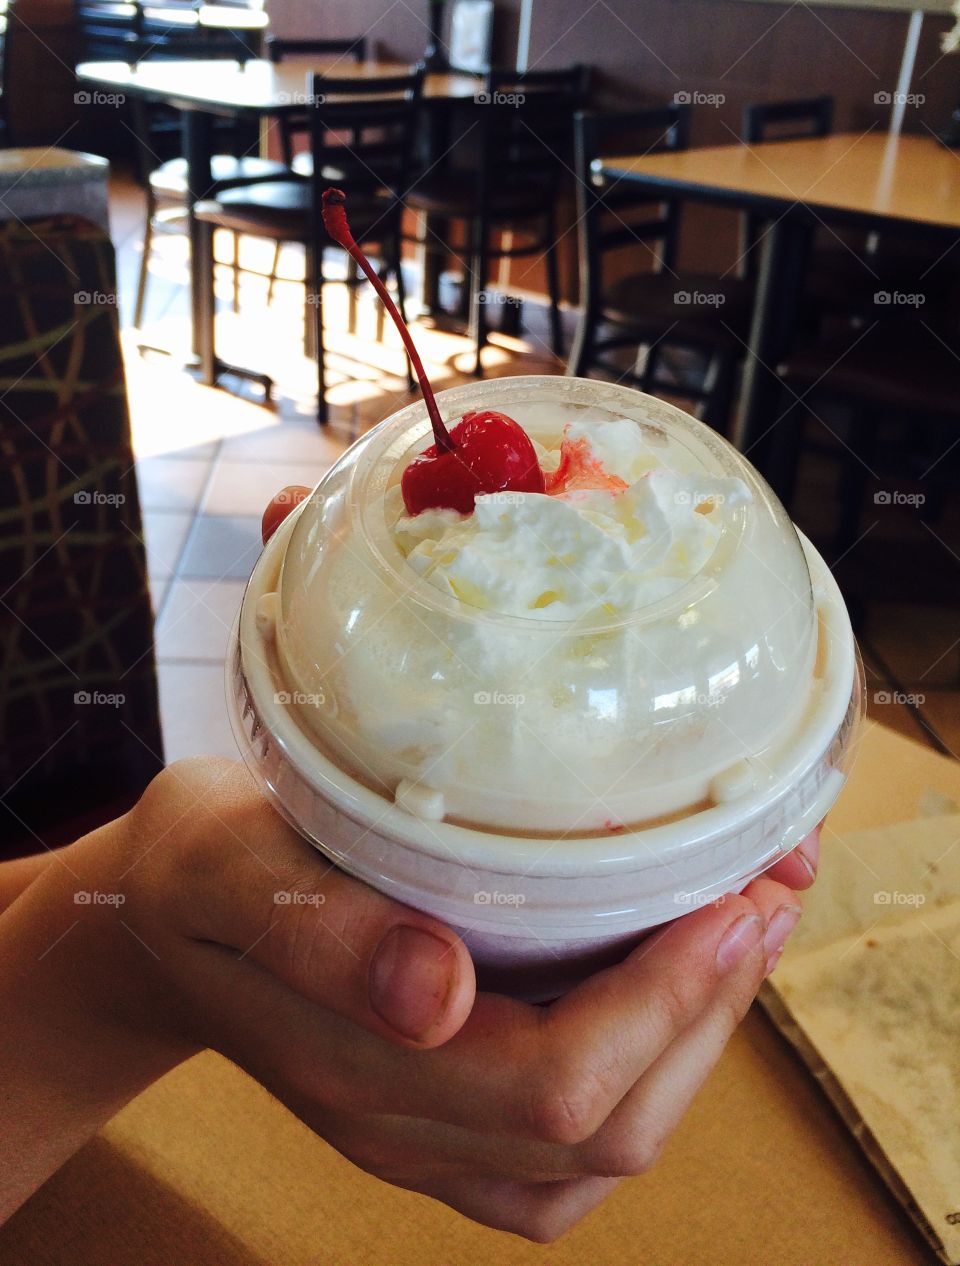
<box><xmin>701</xmin><ymin>352</ymin><xmax>737</xmax><ymax>436</ymax></box>
<box><xmin>309</xmin><ymin>247</ymin><xmax>327</xmax><ymax>425</ymax></box>
<box><xmin>469</xmin><ymin>222</ymin><xmax>490</xmax><ymax>377</ymax></box>
<box><xmin>266</xmin><ymin>241</ymin><xmax>282</xmax><ymax>306</ymax></box>
<box><xmin>835</xmin><ymin>411</ymin><xmax>877</xmax><ymax>553</ymax></box>
<box><xmin>347</xmin><ymin>255</ymin><xmax>359</xmax><ymax>335</ymax></box>
<box><xmin>133</xmin><ymin>184</ymin><xmax>156</xmax><ymax>329</ymax></box>
<box><xmin>391</xmin><ymin>238</ymin><xmax>415</xmax><ymax>392</ymax></box>
<box><xmin>640</xmin><ymin>341</ymin><xmax>661</xmax><ymax>395</ymax></box>
<box><xmin>231</xmin><ymin>231</ymin><xmax>241</xmax><ymax>314</ymax></box>
<box><xmin>765</xmin><ymin>387</ymin><xmax>810</xmax><ymax>512</ymax></box>
<box><xmin>544</xmin><ymin>215</ymin><xmax>564</xmax><ymax>360</ymax></box>
<box><xmin>566</xmin><ymin>302</ymin><xmax>597</xmax><ymax>377</ymax></box>
<box><xmin>197</xmin><ymin>219</ymin><xmax>217</xmax><ymax>386</ymax></box>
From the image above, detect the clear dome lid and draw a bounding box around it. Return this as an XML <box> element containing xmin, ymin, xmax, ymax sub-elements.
<box><xmin>270</xmin><ymin>377</ymin><xmax>818</xmax><ymax>834</ymax></box>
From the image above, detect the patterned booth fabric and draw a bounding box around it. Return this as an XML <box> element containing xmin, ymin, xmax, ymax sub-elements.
<box><xmin>0</xmin><ymin>215</ymin><xmax>163</xmax><ymax>855</ymax></box>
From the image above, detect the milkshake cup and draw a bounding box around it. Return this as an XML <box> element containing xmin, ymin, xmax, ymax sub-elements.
<box><xmin>227</xmin><ymin>376</ymin><xmax>862</xmax><ymax>999</ymax></box>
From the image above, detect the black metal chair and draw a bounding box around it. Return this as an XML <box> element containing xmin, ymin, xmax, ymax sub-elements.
<box><xmin>739</xmin><ymin>97</ymin><xmax>835</xmax><ymax>286</ymax></box>
<box><xmin>566</xmin><ymin>106</ymin><xmax>754</xmax><ymax>432</ymax></box>
<box><xmin>194</xmin><ymin>69</ymin><xmax>423</xmax><ymax>422</ymax></box>
<box><xmin>260</xmin><ymin>36</ymin><xmax>368</xmax><ymax>308</ymax></box>
<box><xmin>407</xmin><ymin>65</ymin><xmax>588</xmax><ymax>375</ymax></box>
<box><xmin>127</xmin><ymin>23</ymin><xmax>288</xmax><ymax>329</ymax></box>
<box><xmin>768</xmin><ymin>285</ymin><xmax>960</xmax><ymax>556</ymax></box>
<box><xmin>0</xmin><ymin>0</ymin><xmax>10</xmax><ymax>148</ymax></box>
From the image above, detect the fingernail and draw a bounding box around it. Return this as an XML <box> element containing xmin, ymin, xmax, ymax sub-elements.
<box><xmin>796</xmin><ymin>848</ymin><xmax>817</xmax><ymax>882</ymax></box>
<box><xmin>763</xmin><ymin>903</ymin><xmax>802</xmax><ymax>959</ymax></box>
<box><xmin>765</xmin><ymin>947</ymin><xmax>785</xmax><ymax>976</ymax></box>
<box><xmin>369</xmin><ymin>925</ymin><xmax>457</xmax><ymax>1041</ymax></box>
<box><xmin>716</xmin><ymin>914</ymin><xmax>765</xmax><ymax>973</ymax></box>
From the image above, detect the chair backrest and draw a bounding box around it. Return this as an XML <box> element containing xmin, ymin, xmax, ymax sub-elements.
<box><xmin>265</xmin><ymin>35</ymin><xmax>367</xmax><ymax>164</ymax></box>
<box><xmin>742</xmin><ymin>95</ymin><xmax>834</xmax><ymax>144</ymax></box>
<box><xmin>573</xmin><ymin>104</ymin><xmax>691</xmax><ymax>309</ymax></box>
<box><xmin>265</xmin><ymin>35</ymin><xmax>366</xmax><ymax>63</ymax></box>
<box><xmin>308</xmin><ymin>68</ymin><xmax>424</xmax><ymax>238</ymax></box>
<box><xmin>739</xmin><ymin>96</ymin><xmax>834</xmax><ymax>280</ymax></box>
<box><xmin>467</xmin><ymin>65</ymin><xmax>587</xmax><ymax>214</ymax></box>
<box><xmin>74</xmin><ymin>0</ymin><xmax>142</xmax><ymax>61</ymax></box>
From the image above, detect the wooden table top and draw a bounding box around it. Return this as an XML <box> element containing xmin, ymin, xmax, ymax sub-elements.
<box><xmin>0</xmin><ymin>721</ymin><xmax>953</xmax><ymax>1266</ymax></box>
<box><xmin>602</xmin><ymin>131</ymin><xmax>960</xmax><ymax>232</ymax></box>
<box><xmin>76</xmin><ymin>57</ymin><xmax>481</xmax><ymax>112</ymax></box>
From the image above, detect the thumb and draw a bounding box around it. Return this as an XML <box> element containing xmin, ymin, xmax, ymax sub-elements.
<box><xmin>156</xmin><ymin>764</ymin><xmax>477</xmax><ymax>1048</ymax></box>
<box><xmin>203</xmin><ymin>860</ymin><xmax>477</xmax><ymax>1049</ymax></box>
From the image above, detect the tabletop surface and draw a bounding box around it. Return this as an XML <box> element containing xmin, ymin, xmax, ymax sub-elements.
<box><xmin>76</xmin><ymin>57</ymin><xmax>481</xmax><ymax>110</ymax></box>
<box><xmin>603</xmin><ymin>131</ymin><xmax>960</xmax><ymax>230</ymax></box>
<box><xmin>0</xmin><ymin>720</ymin><xmax>953</xmax><ymax>1266</ymax></box>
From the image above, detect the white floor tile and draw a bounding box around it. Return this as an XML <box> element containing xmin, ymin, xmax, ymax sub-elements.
<box><xmin>157</xmin><ymin>661</ymin><xmax>239</xmax><ymax>763</ymax></box>
<box><xmin>141</xmin><ymin>509</ymin><xmax>194</xmax><ymax>579</ymax></box>
<box><xmin>202</xmin><ymin>459</ymin><xmax>331</xmax><ymax>516</ymax></box>
<box><xmin>137</xmin><ymin>456</ymin><xmax>212</xmax><ymax>512</ymax></box>
<box><xmin>155</xmin><ymin>578</ymin><xmax>246</xmax><ymax>662</ymax></box>
<box><xmin>178</xmin><ymin>514</ymin><xmax>263</xmax><ymax>580</ymax></box>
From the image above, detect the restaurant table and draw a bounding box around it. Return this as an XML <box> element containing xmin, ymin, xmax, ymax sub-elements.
<box><xmin>1</xmin><ymin>719</ymin><xmax>954</xmax><ymax>1265</ymax></box>
<box><xmin>602</xmin><ymin>132</ymin><xmax>960</xmax><ymax>482</ymax></box>
<box><xmin>75</xmin><ymin>58</ymin><xmax>480</xmax><ymax>372</ymax></box>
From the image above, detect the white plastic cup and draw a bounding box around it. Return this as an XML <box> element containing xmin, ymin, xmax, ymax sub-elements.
<box><xmin>227</xmin><ymin>378</ymin><xmax>862</xmax><ymax>999</ymax></box>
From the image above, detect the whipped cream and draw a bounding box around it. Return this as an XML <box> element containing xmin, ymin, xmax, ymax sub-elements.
<box><xmin>391</xmin><ymin>418</ymin><xmax>751</xmax><ymax>620</ymax></box>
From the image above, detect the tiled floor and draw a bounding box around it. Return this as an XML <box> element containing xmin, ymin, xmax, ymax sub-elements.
<box><xmin>108</xmin><ymin>172</ymin><xmax>960</xmax><ymax>766</ymax></box>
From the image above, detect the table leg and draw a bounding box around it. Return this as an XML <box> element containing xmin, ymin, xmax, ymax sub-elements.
<box><xmin>732</xmin><ymin>212</ymin><xmax>812</xmax><ymax>481</ymax></box>
<box><xmin>182</xmin><ymin>109</ymin><xmax>214</xmax><ymax>366</ymax></box>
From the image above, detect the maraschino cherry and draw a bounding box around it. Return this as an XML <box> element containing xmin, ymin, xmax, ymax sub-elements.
<box><xmin>321</xmin><ymin>189</ymin><xmax>544</xmax><ymax>515</ymax></box>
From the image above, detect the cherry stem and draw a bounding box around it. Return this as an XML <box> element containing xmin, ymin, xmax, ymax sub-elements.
<box><xmin>321</xmin><ymin>188</ymin><xmax>454</xmax><ymax>454</ymax></box>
